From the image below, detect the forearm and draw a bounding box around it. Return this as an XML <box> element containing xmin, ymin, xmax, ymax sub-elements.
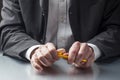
<box><xmin>87</xmin><ymin>0</ymin><xmax>120</xmax><ymax>62</ymax></box>
<box><xmin>88</xmin><ymin>28</ymin><xmax>120</xmax><ymax>62</ymax></box>
<box><xmin>0</xmin><ymin>0</ymin><xmax>40</xmax><ymax>60</ymax></box>
<box><xmin>0</xmin><ymin>25</ymin><xmax>40</xmax><ymax>60</ymax></box>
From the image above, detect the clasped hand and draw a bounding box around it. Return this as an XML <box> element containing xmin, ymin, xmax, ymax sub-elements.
<box><xmin>30</xmin><ymin>41</ymin><xmax>95</xmax><ymax>72</ymax></box>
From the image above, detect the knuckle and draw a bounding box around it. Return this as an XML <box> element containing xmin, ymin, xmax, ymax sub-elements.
<box><xmin>83</xmin><ymin>43</ymin><xmax>87</xmax><ymax>45</ymax></box>
<box><xmin>75</xmin><ymin>41</ymin><xmax>80</xmax><ymax>44</ymax></box>
<box><xmin>82</xmin><ymin>43</ymin><xmax>88</xmax><ymax>47</ymax></box>
<box><xmin>73</xmin><ymin>41</ymin><xmax>80</xmax><ymax>47</ymax></box>
<box><xmin>46</xmin><ymin>42</ymin><xmax>54</xmax><ymax>47</ymax></box>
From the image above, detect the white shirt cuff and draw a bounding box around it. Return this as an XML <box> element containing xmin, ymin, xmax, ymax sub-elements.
<box><xmin>25</xmin><ymin>45</ymin><xmax>41</xmax><ymax>61</ymax></box>
<box><xmin>87</xmin><ymin>43</ymin><xmax>101</xmax><ymax>61</ymax></box>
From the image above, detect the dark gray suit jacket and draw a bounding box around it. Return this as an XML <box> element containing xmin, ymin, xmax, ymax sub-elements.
<box><xmin>0</xmin><ymin>0</ymin><xmax>120</xmax><ymax>62</ymax></box>
<box><xmin>0</xmin><ymin>0</ymin><xmax>2</xmax><ymax>21</ymax></box>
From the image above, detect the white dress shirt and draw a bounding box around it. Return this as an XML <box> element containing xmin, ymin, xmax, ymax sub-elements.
<box><xmin>25</xmin><ymin>0</ymin><xmax>101</xmax><ymax>60</ymax></box>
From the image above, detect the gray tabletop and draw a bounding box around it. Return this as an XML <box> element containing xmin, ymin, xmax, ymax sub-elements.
<box><xmin>0</xmin><ymin>53</ymin><xmax>120</xmax><ymax>80</ymax></box>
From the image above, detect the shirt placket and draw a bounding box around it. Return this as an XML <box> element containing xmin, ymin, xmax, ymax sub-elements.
<box><xmin>46</xmin><ymin>0</ymin><xmax>59</xmax><ymax>46</ymax></box>
<box><xmin>57</xmin><ymin>0</ymin><xmax>67</xmax><ymax>48</ymax></box>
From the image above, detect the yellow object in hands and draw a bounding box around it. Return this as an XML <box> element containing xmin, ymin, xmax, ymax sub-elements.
<box><xmin>57</xmin><ymin>51</ymin><xmax>87</xmax><ymax>62</ymax></box>
<box><xmin>58</xmin><ymin>55</ymin><xmax>68</xmax><ymax>59</ymax></box>
<box><xmin>57</xmin><ymin>51</ymin><xmax>67</xmax><ymax>59</ymax></box>
<box><xmin>81</xmin><ymin>59</ymin><xmax>87</xmax><ymax>62</ymax></box>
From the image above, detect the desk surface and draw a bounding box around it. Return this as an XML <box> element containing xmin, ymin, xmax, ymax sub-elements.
<box><xmin>0</xmin><ymin>54</ymin><xmax>120</xmax><ymax>80</ymax></box>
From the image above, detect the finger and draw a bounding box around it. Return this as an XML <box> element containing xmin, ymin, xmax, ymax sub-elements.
<box><xmin>80</xmin><ymin>46</ymin><xmax>94</xmax><ymax>65</ymax></box>
<box><xmin>63</xmin><ymin>53</ymin><xmax>68</xmax><ymax>56</ymax></box>
<box><xmin>75</xmin><ymin>43</ymin><xmax>89</xmax><ymax>65</ymax></box>
<box><xmin>39</xmin><ymin>45</ymin><xmax>54</xmax><ymax>62</ymax></box>
<box><xmin>83</xmin><ymin>46</ymin><xmax>93</xmax><ymax>61</ymax></box>
<box><xmin>56</xmin><ymin>49</ymin><xmax>68</xmax><ymax>60</ymax></box>
<box><xmin>80</xmin><ymin>50</ymin><xmax>90</xmax><ymax>65</ymax></box>
<box><xmin>57</xmin><ymin>48</ymin><xmax>66</xmax><ymax>54</ymax></box>
<box><xmin>80</xmin><ymin>53</ymin><xmax>94</xmax><ymax>68</ymax></box>
<box><xmin>46</xmin><ymin>43</ymin><xmax>58</xmax><ymax>60</ymax></box>
<box><xmin>30</xmin><ymin>54</ymin><xmax>43</xmax><ymax>71</ymax></box>
<box><xmin>68</xmin><ymin>41</ymin><xmax>80</xmax><ymax>64</ymax></box>
<box><xmin>85</xmin><ymin>53</ymin><xmax>95</xmax><ymax>68</ymax></box>
<box><xmin>39</xmin><ymin>57</ymin><xmax>52</xmax><ymax>67</ymax></box>
<box><xmin>36</xmin><ymin>50</ymin><xmax>52</xmax><ymax>67</ymax></box>
<box><xmin>57</xmin><ymin>48</ymin><xmax>66</xmax><ymax>59</ymax></box>
<box><xmin>62</xmin><ymin>53</ymin><xmax>69</xmax><ymax>60</ymax></box>
<box><xmin>31</xmin><ymin>61</ymin><xmax>43</xmax><ymax>71</ymax></box>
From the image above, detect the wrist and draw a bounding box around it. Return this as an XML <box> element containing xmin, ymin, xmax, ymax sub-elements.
<box><xmin>87</xmin><ymin>43</ymin><xmax>101</xmax><ymax>60</ymax></box>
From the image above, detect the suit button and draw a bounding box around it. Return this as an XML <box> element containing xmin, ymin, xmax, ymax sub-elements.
<box><xmin>42</xmin><ymin>11</ymin><xmax>45</xmax><ymax>16</ymax></box>
<box><xmin>42</xmin><ymin>13</ymin><xmax>45</xmax><ymax>16</ymax></box>
<box><xmin>69</xmin><ymin>12</ymin><xmax>72</xmax><ymax>15</ymax></box>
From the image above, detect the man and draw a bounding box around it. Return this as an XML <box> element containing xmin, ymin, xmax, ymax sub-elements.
<box><xmin>0</xmin><ymin>0</ymin><xmax>120</xmax><ymax>72</ymax></box>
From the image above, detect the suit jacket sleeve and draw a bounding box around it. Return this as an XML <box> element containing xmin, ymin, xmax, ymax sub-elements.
<box><xmin>88</xmin><ymin>0</ymin><xmax>120</xmax><ymax>62</ymax></box>
<box><xmin>0</xmin><ymin>0</ymin><xmax>40</xmax><ymax>60</ymax></box>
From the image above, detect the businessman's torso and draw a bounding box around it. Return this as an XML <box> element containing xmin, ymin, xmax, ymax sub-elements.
<box><xmin>18</xmin><ymin>0</ymin><xmax>113</xmax><ymax>42</ymax></box>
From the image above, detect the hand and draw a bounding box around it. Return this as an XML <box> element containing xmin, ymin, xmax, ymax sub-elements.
<box><xmin>30</xmin><ymin>43</ymin><xmax>59</xmax><ymax>72</ymax></box>
<box><xmin>68</xmin><ymin>41</ymin><xmax>95</xmax><ymax>68</ymax></box>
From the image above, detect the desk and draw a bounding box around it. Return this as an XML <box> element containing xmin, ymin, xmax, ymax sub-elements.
<box><xmin>0</xmin><ymin>55</ymin><xmax>120</xmax><ymax>80</ymax></box>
